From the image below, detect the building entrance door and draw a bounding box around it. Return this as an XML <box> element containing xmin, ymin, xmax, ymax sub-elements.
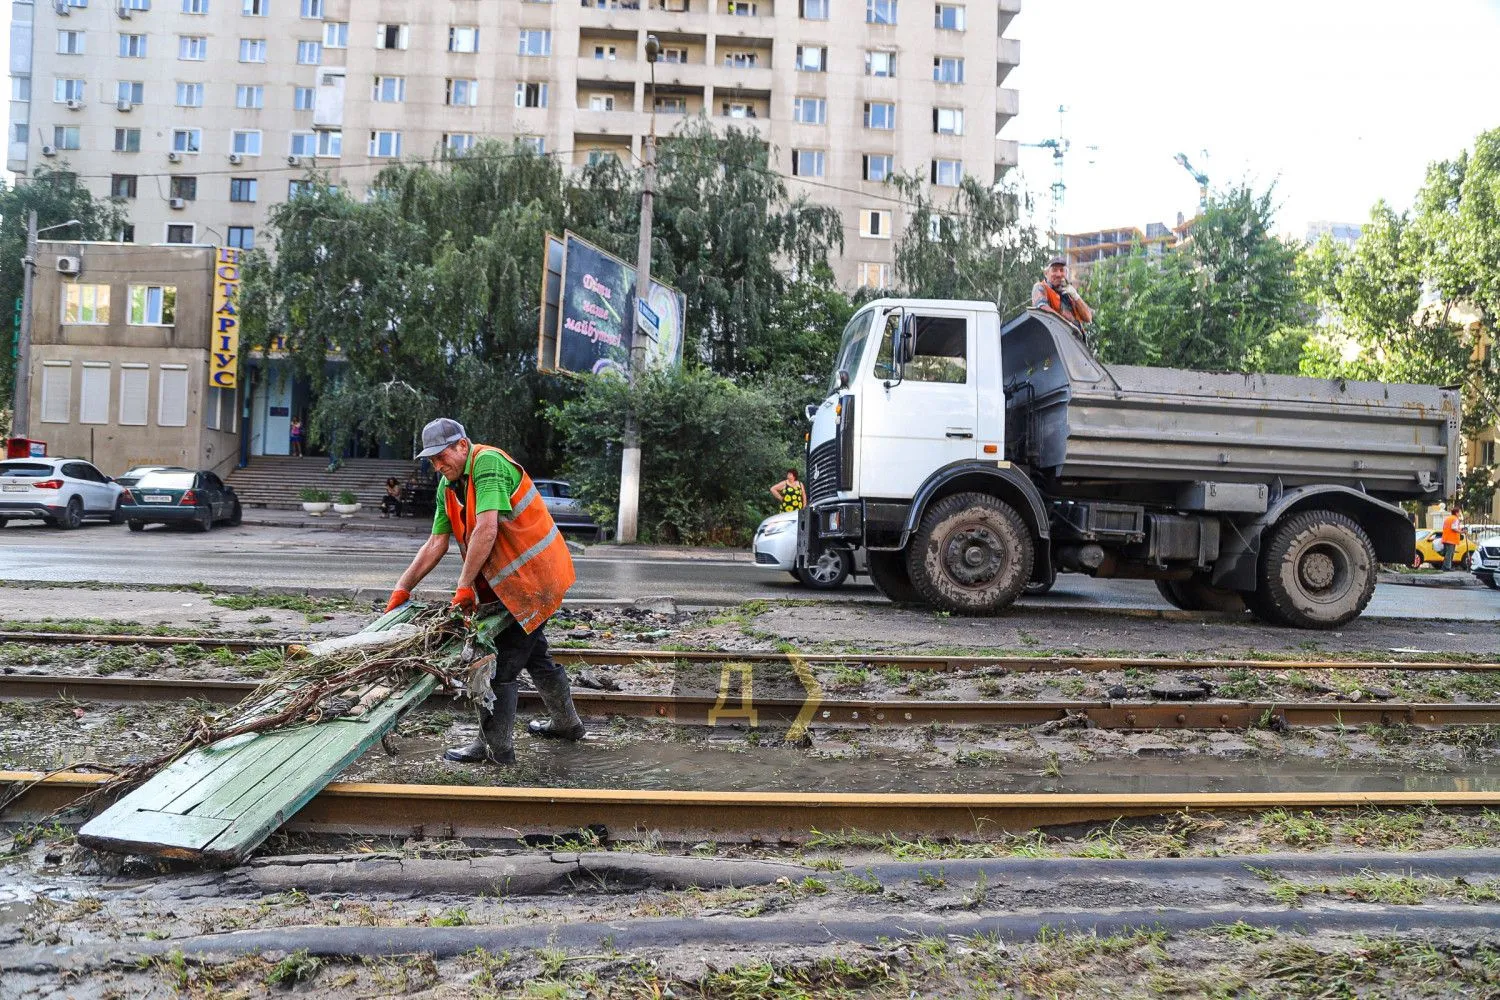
<box><xmin>251</xmin><ymin>369</ymin><xmax>292</xmax><ymax>456</ymax></box>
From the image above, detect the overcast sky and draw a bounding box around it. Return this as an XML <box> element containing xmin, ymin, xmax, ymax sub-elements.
<box><xmin>1007</xmin><ymin>0</ymin><xmax>1500</xmax><ymax>239</ymax></box>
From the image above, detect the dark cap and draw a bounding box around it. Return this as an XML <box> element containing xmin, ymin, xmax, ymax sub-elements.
<box><xmin>1047</xmin><ymin>255</ymin><xmax>1067</xmax><ymax>267</ymax></box>
<box><xmin>415</xmin><ymin>417</ymin><xmax>467</xmax><ymax>459</ymax></box>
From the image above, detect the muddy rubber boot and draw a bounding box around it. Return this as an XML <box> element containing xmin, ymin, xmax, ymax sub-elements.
<box><xmin>444</xmin><ymin>682</ymin><xmax>519</xmax><ymax>765</ymax></box>
<box><xmin>526</xmin><ymin>666</ymin><xmax>586</xmax><ymax>741</ymax></box>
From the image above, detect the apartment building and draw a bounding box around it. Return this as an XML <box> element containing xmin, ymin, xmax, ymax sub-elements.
<box><xmin>8</xmin><ymin>0</ymin><xmax>1021</xmax><ymax>288</ymax></box>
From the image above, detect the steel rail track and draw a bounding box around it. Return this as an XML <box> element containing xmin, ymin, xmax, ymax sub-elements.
<box><xmin>5</xmin><ymin>631</ymin><xmax>1497</xmax><ymax>674</ymax></box>
<box><xmin>5</xmin><ymin>771</ymin><xmax>1499</xmax><ymax>840</ymax></box>
<box><xmin>1</xmin><ymin>673</ymin><xmax>1494</xmax><ymax>730</ymax></box>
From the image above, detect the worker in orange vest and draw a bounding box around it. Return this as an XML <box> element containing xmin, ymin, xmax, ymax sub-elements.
<box><xmin>386</xmin><ymin>418</ymin><xmax>584</xmax><ymax>767</ymax></box>
<box><xmin>1440</xmin><ymin>506</ymin><xmax>1464</xmax><ymax>571</ymax></box>
<box><xmin>1032</xmin><ymin>256</ymin><xmax>1094</xmax><ymax>330</ymax></box>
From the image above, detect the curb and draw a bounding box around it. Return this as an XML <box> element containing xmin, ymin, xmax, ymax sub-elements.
<box><xmin>1378</xmin><ymin>571</ymin><xmax>1482</xmax><ymax>589</ymax></box>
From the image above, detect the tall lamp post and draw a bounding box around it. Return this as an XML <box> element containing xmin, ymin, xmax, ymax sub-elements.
<box><xmin>616</xmin><ymin>33</ymin><xmax>660</xmax><ymax>545</ymax></box>
<box><xmin>11</xmin><ymin>215</ymin><xmax>82</xmax><ymax>440</ymax></box>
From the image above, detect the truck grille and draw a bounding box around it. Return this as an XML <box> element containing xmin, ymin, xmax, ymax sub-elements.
<box><xmin>808</xmin><ymin>440</ymin><xmax>840</xmax><ymax>505</ymax></box>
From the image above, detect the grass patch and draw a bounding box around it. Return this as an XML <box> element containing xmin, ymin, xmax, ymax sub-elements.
<box><xmin>210</xmin><ymin>591</ymin><xmax>358</xmax><ymax>616</ymax></box>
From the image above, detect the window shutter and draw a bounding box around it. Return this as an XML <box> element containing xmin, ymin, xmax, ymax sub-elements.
<box><xmin>119</xmin><ymin>365</ymin><xmax>149</xmax><ymax>425</ymax></box>
<box><xmin>41</xmin><ymin>363</ymin><xmax>71</xmax><ymax>423</ymax></box>
<box><xmin>158</xmin><ymin>365</ymin><xmax>189</xmax><ymax>427</ymax></box>
<box><xmin>79</xmin><ymin>363</ymin><xmax>110</xmax><ymax>424</ymax></box>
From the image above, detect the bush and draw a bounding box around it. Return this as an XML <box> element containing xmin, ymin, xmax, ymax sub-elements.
<box><xmin>337</xmin><ymin>489</ymin><xmax>359</xmax><ymax>506</ymax></box>
<box><xmin>298</xmin><ymin>487</ymin><xmax>331</xmax><ymax>503</ymax></box>
<box><xmin>547</xmin><ymin>367</ymin><xmax>799</xmax><ymax>545</ymax></box>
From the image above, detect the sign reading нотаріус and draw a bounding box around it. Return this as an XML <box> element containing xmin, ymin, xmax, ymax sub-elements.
<box><xmin>210</xmin><ymin>247</ymin><xmax>241</xmax><ymax>389</ymax></box>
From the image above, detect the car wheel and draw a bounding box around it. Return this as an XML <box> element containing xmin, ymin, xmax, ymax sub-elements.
<box><xmin>796</xmin><ymin>549</ymin><xmax>852</xmax><ymax>589</ymax></box>
<box><xmin>1460</xmin><ymin>552</ymin><xmax>1473</xmax><ymax>571</ymax></box>
<box><xmin>109</xmin><ymin>497</ymin><xmax>126</xmax><ymax>525</ymax></box>
<box><xmin>228</xmin><ymin>501</ymin><xmax>243</xmax><ymax>527</ymax></box>
<box><xmin>127</xmin><ymin>519</ymin><xmax>145</xmax><ymax>532</ymax></box>
<box><xmin>1411</xmin><ymin>552</ymin><xmax>1425</xmax><ymax>569</ymax></box>
<box><xmin>195</xmin><ymin>506</ymin><xmax>213</xmax><ymax>533</ymax></box>
<box><xmin>1484</xmin><ymin>575</ymin><xmax>1500</xmax><ymax>591</ymax></box>
<box><xmin>55</xmin><ymin>496</ymin><xmax>84</xmax><ymax>530</ymax></box>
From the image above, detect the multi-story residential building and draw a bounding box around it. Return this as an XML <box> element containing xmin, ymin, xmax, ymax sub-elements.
<box><xmin>1059</xmin><ymin>221</ymin><xmax>1179</xmax><ymax>277</ymax></box>
<box><xmin>7</xmin><ymin>0</ymin><xmax>1021</xmax><ymax>288</ymax></box>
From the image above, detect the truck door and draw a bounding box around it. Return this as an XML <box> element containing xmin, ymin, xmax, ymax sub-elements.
<box><xmin>859</xmin><ymin>308</ymin><xmax>978</xmax><ymax>498</ymax></box>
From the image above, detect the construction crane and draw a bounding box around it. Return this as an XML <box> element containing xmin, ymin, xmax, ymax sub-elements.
<box><xmin>1174</xmin><ymin>152</ymin><xmax>1209</xmax><ymax>214</ymax></box>
<box><xmin>1020</xmin><ymin>105</ymin><xmax>1071</xmax><ymax>245</ymax></box>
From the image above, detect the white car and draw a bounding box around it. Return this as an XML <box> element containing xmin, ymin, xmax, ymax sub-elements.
<box><xmin>1473</xmin><ymin>530</ymin><xmax>1500</xmax><ymax>591</ymax></box>
<box><xmin>752</xmin><ymin>511</ymin><xmax>864</xmax><ymax>589</ymax></box>
<box><xmin>0</xmin><ymin>457</ymin><xmax>125</xmax><ymax>530</ymax></box>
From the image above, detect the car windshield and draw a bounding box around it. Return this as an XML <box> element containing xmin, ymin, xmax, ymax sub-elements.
<box><xmin>829</xmin><ymin>308</ymin><xmax>875</xmax><ymax>393</ymax></box>
<box><xmin>137</xmin><ymin>472</ymin><xmax>196</xmax><ymax>489</ymax></box>
<box><xmin>121</xmin><ymin>466</ymin><xmax>162</xmax><ymax>478</ymax></box>
<box><xmin>0</xmin><ymin>462</ymin><xmax>55</xmax><ymax>478</ymax></box>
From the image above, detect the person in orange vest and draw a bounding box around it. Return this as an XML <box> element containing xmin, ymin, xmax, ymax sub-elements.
<box><xmin>386</xmin><ymin>418</ymin><xmax>584</xmax><ymax>766</ymax></box>
<box><xmin>1441</xmin><ymin>506</ymin><xmax>1464</xmax><ymax>571</ymax></box>
<box><xmin>1031</xmin><ymin>255</ymin><xmax>1094</xmax><ymax>330</ymax></box>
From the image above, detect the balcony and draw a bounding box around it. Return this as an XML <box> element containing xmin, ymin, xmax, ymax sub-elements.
<box><xmin>995</xmin><ymin>137</ymin><xmax>1018</xmax><ymax>168</ymax></box>
<box><xmin>995</xmin><ymin>86</ymin><xmax>1018</xmax><ymax>119</ymax></box>
<box><xmin>710</xmin><ymin>113</ymin><xmax>769</xmax><ymax>138</ymax></box>
<box><xmin>572</xmin><ymin>108</ymin><xmax>648</xmax><ymax>137</ymax></box>
<box><xmin>575</xmin><ymin>56</ymin><xmax>638</xmax><ymax>86</ymax></box>
<box><xmin>997</xmin><ymin>0</ymin><xmax>1021</xmax><ymax>33</ymax></box>
<box><xmin>997</xmin><ymin>37</ymin><xmax>1020</xmax><ymax>84</ymax></box>
<box><xmin>711</xmin><ymin>62</ymin><xmax>774</xmax><ymax>92</ymax></box>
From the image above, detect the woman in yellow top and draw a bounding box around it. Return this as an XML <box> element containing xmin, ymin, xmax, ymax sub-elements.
<box><xmin>771</xmin><ymin>469</ymin><xmax>805</xmax><ymax>512</ymax></box>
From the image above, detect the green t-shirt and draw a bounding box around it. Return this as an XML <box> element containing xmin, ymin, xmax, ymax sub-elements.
<box><xmin>431</xmin><ymin>447</ymin><xmax>521</xmax><ymax>536</ymax></box>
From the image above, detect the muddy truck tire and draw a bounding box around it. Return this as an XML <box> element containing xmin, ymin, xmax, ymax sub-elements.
<box><xmin>1155</xmin><ymin>576</ymin><xmax>1247</xmax><ymax>614</ymax></box>
<box><xmin>866</xmin><ymin>550</ymin><xmax>923</xmax><ymax>604</ymax></box>
<box><xmin>1257</xmin><ymin>509</ymin><xmax>1377</xmax><ymax>629</ymax></box>
<box><xmin>906</xmin><ymin>491</ymin><xmax>1033</xmax><ymax>615</ymax></box>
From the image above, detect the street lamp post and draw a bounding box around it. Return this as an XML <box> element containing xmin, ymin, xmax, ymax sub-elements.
<box><xmin>11</xmin><ymin>215</ymin><xmax>82</xmax><ymax>439</ymax></box>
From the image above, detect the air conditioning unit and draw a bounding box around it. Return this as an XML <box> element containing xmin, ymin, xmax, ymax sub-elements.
<box><xmin>228</xmin><ymin>152</ymin><xmax>243</xmax><ymax>165</ymax></box>
<box><xmin>54</xmin><ymin>0</ymin><xmax>70</xmax><ymax>15</ymax></box>
<box><xmin>286</xmin><ymin>154</ymin><xmax>302</xmax><ymax>167</ymax></box>
<box><xmin>66</xmin><ymin>99</ymin><xmax>83</xmax><ymax>111</ymax></box>
<box><xmin>40</xmin><ymin>144</ymin><xmax>57</xmax><ymax>157</ymax></box>
<box><xmin>56</xmin><ymin>256</ymin><xmax>82</xmax><ymax>276</ymax></box>
<box><xmin>168</xmin><ymin>197</ymin><xmax>186</xmax><ymax>210</ymax></box>
<box><xmin>116</xmin><ymin>2</ymin><xmax>132</xmax><ymax>17</ymax></box>
<box><xmin>116</xmin><ymin>99</ymin><xmax>133</xmax><ymax>112</ymax></box>
<box><xmin>167</xmin><ymin>150</ymin><xmax>182</xmax><ymax>163</ymax></box>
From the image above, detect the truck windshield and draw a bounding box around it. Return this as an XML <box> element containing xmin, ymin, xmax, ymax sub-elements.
<box><xmin>829</xmin><ymin>309</ymin><xmax>875</xmax><ymax>392</ymax></box>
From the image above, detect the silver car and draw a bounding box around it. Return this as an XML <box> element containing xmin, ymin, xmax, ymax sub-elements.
<box><xmin>534</xmin><ymin>478</ymin><xmax>601</xmax><ymax>542</ymax></box>
<box><xmin>1473</xmin><ymin>529</ymin><xmax>1500</xmax><ymax>591</ymax></box>
<box><xmin>752</xmin><ymin>511</ymin><xmax>864</xmax><ymax>589</ymax></box>
<box><xmin>0</xmin><ymin>457</ymin><xmax>125</xmax><ymax>529</ymax></box>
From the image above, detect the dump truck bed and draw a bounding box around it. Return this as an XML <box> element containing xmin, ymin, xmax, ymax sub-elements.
<box><xmin>1001</xmin><ymin>310</ymin><xmax>1460</xmax><ymax>501</ymax></box>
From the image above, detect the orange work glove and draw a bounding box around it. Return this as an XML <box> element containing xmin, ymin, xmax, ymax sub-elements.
<box><xmin>451</xmin><ymin>586</ymin><xmax>478</xmax><ymax>612</ymax></box>
<box><xmin>385</xmin><ymin>588</ymin><xmax>411</xmax><ymax>613</ymax></box>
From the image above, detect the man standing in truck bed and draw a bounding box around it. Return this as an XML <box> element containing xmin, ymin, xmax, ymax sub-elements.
<box><xmin>1032</xmin><ymin>255</ymin><xmax>1094</xmax><ymax>330</ymax></box>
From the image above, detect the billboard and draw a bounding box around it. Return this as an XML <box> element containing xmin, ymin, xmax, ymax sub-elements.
<box><xmin>537</xmin><ymin>231</ymin><xmax>685</xmax><ymax>375</ymax></box>
<box><xmin>209</xmin><ymin>247</ymin><xmax>242</xmax><ymax>389</ymax></box>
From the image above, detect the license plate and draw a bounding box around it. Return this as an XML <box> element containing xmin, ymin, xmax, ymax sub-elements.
<box><xmin>1</xmin><ymin>484</ymin><xmax>24</xmax><ymax>492</ymax></box>
<box><xmin>143</xmin><ymin>495</ymin><xmax>173</xmax><ymax>504</ymax></box>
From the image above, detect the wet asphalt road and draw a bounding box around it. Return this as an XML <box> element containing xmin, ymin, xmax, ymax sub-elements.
<box><xmin>0</xmin><ymin>520</ymin><xmax>1495</xmax><ymax>620</ymax></box>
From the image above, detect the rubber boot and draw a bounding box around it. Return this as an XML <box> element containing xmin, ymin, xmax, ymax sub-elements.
<box><xmin>526</xmin><ymin>666</ymin><xmax>586</xmax><ymax>741</ymax></box>
<box><xmin>444</xmin><ymin>682</ymin><xmax>519</xmax><ymax>765</ymax></box>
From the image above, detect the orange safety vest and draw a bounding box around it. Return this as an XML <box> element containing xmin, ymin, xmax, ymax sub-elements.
<box><xmin>443</xmin><ymin>444</ymin><xmax>576</xmax><ymax>633</ymax></box>
<box><xmin>1035</xmin><ymin>282</ymin><xmax>1091</xmax><ymax>324</ymax></box>
<box><xmin>1441</xmin><ymin>514</ymin><xmax>1462</xmax><ymax>545</ymax></box>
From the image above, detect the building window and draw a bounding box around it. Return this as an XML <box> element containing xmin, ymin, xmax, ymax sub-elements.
<box><xmin>227</xmin><ymin>226</ymin><xmax>255</xmax><ymax>249</ymax></box>
<box><xmin>519</xmin><ymin>135</ymin><xmax>545</xmax><ymax>154</ymax></box>
<box><xmin>169</xmin><ymin>175</ymin><xmax>197</xmax><ymax>200</ymax></box>
<box><xmin>54</xmin><ymin>79</ymin><xmax>86</xmax><ymax>103</ymax></box>
<box><xmin>931</xmin><ymin>158</ymin><xmax>963</xmax><ymax>186</ymax></box>
<box><xmin>933</xmin><ymin>107</ymin><xmax>963</xmax><ymax>135</ymax></box>
<box><xmin>293</xmin><ymin>86</ymin><xmax>315</xmax><ymax>110</ymax></box>
<box><xmin>721</xmin><ymin>101</ymin><xmax>756</xmax><ymax>118</ymax></box>
<box><xmin>129</xmin><ymin>284</ymin><xmax>178</xmax><ymax>324</ymax></box>
<box><xmin>61</xmin><ymin>284</ymin><xmax>111</xmax><ymax>325</ymax></box>
<box><xmin>792</xmin><ymin>96</ymin><xmax>826</xmax><ymax>125</ymax></box>
<box><xmin>864</xmin><ymin>101</ymin><xmax>895</xmax><ymax>129</ymax></box>
<box><xmin>517</xmin><ymin>82</ymin><xmax>549</xmax><ymax>108</ymax></box>
<box><xmin>300</xmin><ymin>0</ymin><xmax>322</xmax><ymax>15</ymax></box>
<box><xmin>1482</xmin><ymin>440</ymin><xmax>1496</xmax><ymax>466</ymax></box>
<box><xmin>860</xmin><ymin>209</ymin><xmax>892</xmax><ymax>238</ymax></box>
<box><xmin>110</xmin><ymin>174</ymin><xmax>137</xmax><ymax>199</ymax></box>
<box><xmin>57</xmin><ymin>30</ymin><xmax>86</xmax><ymax>55</ymax></box>
<box><xmin>242</xmin><ymin>0</ymin><xmax>267</xmax><ymax>14</ymax></box>
<box><xmin>119</xmin><ymin>34</ymin><xmax>148</xmax><ymax>59</ymax></box>
<box><xmin>183</xmin><ymin>0</ymin><xmax>209</xmax><ymax>13</ymax></box>
<box><xmin>236</xmin><ymin>84</ymin><xmax>264</xmax><ymax>109</ymax></box>
<box><xmin>206</xmin><ymin>386</ymin><xmax>238</xmax><ymax>433</ymax></box>
<box><xmin>653</xmin><ymin>96</ymin><xmax>687</xmax><ymax>114</ymax></box>
<box><xmin>119</xmin><ymin>365</ymin><xmax>149</xmax><ymax>426</ymax></box>
<box><xmin>52</xmin><ymin>126</ymin><xmax>81</xmax><ymax>150</ymax></box>
<box><xmin>231</xmin><ymin>130</ymin><xmax>261</xmax><ymax>155</ymax></box>
<box><xmin>593</xmin><ymin>45</ymin><xmax>617</xmax><ymax>60</ymax></box>
<box><xmin>934</xmin><ymin>3</ymin><xmax>965</xmax><ymax>29</ymax></box>
<box><xmin>179</xmin><ymin>36</ymin><xmax>207</xmax><ymax>60</ymax></box>
<box><xmin>588</xmin><ymin>93</ymin><xmax>615</xmax><ymax>112</ymax></box>
<box><xmin>115</xmin><ymin>81</ymin><xmax>143</xmax><ymax>105</ymax></box>
<box><xmin>791</xmin><ymin>149</ymin><xmax>824</xmax><ymax>177</ymax></box>
<box><xmin>857</xmin><ymin>262</ymin><xmax>891</xmax><ymax>289</ymax></box>
<box><xmin>229</xmin><ymin>177</ymin><xmax>257</xmax><ymax>202</ymax></box>
<box><xmin>316</xmin><ymin>129</ymin><xmax>341</xmax><ymax>156</ymax></box>
<box><xmin>444</xmin><ymin>133</ymin><xmax>476</xmax><ymax>154</ymax></box>
<box><xmin>866</xmin><ymin>0</ymin><xmax>897</xmax><ymax>23</ymax></box>
<box><xmin>171</xmin><ymin>128</ymin><xmax>202</xmax><ymax>153</ymax></box>
<box><xmin>240</xmin><ymin>39</ymin><xmax>267</xmax><ymax>62</ymax></box>
<box><xmin>927</xmin><ymin>214</ymin><xmax>952</xmax><ymax>240</ymax></box>
<box><xmin>118</xmin><ymin>225</ymin><xmax>136</xmax><ymax>243</ymax></box>
<box><xmin>369</xmin><ymin>130</ymin><xmax>402</xmax><ymax>157</ymax></box>
<box><xmin>862</xmin><ymin>153</ymin><xmax>893</xmax><ymax>182</ymax></box>
<box><xmin>724</xmin><ymin>51</ymin><xmax>758</xmax><ymax>68</ymax></box>
<box><xmin>13</xmin><ymin>77</ymin><xmax>31</xmax><ymax>102</ymax></box>
<box><xmin>376</xmin><ymin>24</ymin><xmax>408</xmax><ymax>49</ymax></box>
<box><xmin>323</xmin><ymin>22</ymin><xmax>348</xmax><ymax>48</ymax></box>
<box><xmin>296</xmin><ymin>40</ymin><xmax>321</xmax><ymax>64</ymax></box>
<box><xmin>289</xmin><ymin>132</ymin><xmax>315</xmax><ymax>156</ymax></box>
<box><xmin>795</xmin><ymin>46</ymin><xmax>825</xmax><ymax>71</ymax></box>
<box><xmin>158</xmin><ymin>365</ymin><xmax>189</xmax><ymax>427</ymax></box>
<box><xmin>660</xmin><ymin>47</ymin><xmax>688</xmax><ymax>63</ymax></box>
<box><xmin>727</xmin><ymin>1</ymin><xmax>757</xmax><ymax>15</ymax></box>
<box><xmin>934</xmin><ymin>56</ymin><xmax>964</xmax><ymax>83</ymax></box>
<box><xmin>371</xmin><ymin>77</ymin><xmax>405</xmax><ymax>102</ymax></box>
<box><xmin>122</xmin><ymin>0</ymin><xmax>151</xmax><ymax>9</ymax></box>
<box><xmin>446</xmin><ymin>79</ymin><xmax>478</xmax><ymax>106</ymax></box>
<box><xmin>449</xmin><ymin>26</ymin><xmax>480</xmax><ymax>53</ymax></box>
<box><xmin>799</xmin><ymin>0</ymin><xmax>828</xmax><ymax>18</ymax></box>
<box><xmin>866</xmin><ymin>50</ymin><xmax>896</xmax><ymax>76</ymax></box>
<box><xmin>113</xmin><ymin>128</ymin><xmax>141</xmax><ymax>152</ymax></box>
<box><xmin>518</xmin><ymin>30</ymin><xmax>550</xmax><ymax>56</ymax></box>
<box><xmin>40</xmin><ymin>362</ymin><xmax>71</xmax><ymax>424</ymax></box>
<box><xmin>80</xmin><ymin>363</ymin><xmax>111</xmax><ymax>426</ymax></box>
<box><xmin>176</xmin><ymin>82</ymin><xmax>204</xmax><ymax>107</ymax></box>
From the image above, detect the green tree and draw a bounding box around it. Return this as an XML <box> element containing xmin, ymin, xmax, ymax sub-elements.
<box><xmin>0</xmin><ymin>165</ymin><xmax>128</xmax><ymax>405</ymax></box>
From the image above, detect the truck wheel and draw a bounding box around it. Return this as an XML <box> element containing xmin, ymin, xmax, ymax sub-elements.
<box><xmin>1155</xmin><ymin>576</ymin><xmax>1246</xmax><ymax>614</ymax></box>
<box><xmin>1242</xmin><ymin>587</ymin><xmax>1288</xmax><ymax>626</ymax></box>
<box><xmin>1259</xmin><ymin>510</ymin><xmax>1376</xmax><ymax>629</ymax></box>
<box><xmin>796</xmin><ymin>549</ymin><xmax>851</xmax><ymax>590</ymax></box>
<box><xmin>867</xmin><ymin>551</ymin><xmax>924</xmax><ymax>605</ymax></box>
<box><xmin>906</xmin><ymin>492</ymin><xmax>1033</xmax><ymax>615</ymax></box>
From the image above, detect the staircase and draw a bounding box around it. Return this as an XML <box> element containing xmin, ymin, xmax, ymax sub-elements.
<box><xmin>228</xmin><ymin>457</ymin><xmax>420</xmax><ymax>509</ymax></box>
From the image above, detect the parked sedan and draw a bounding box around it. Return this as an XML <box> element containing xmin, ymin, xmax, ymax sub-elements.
<box><xmin>115</xmin><ymin>464</ymin><xmax>188</xmax><ymax>489</ymax></box>
<box><xmin>0</xmin><ymin>457</ymin><xmax>124</xmax><ymax>529</ymax></box>
<box><xmin>751</xmin><ymin>511</ymin><xmax>863</xmax><ymax>589</ymax></box>
<box><xmin>121</xmin><ymin>469</ymin><xmax>242</xmax><ymax>532</ymax></box>
<box><xmin>534</xmin><ymin>478</ymin><xmax>601</xmax><ymax>541</ymax></box>
<box><xmin>1473</xmin><ymin>531</ymin><xmax>1500</xmax><ymax>590</ymax></box>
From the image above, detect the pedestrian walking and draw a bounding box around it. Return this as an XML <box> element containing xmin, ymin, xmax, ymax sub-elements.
<box><xmin>771</xmin><ymin>469</ymin><xmax>805</xmax><ymax>513</ymax></box>
<box><xmin>1441</xmin><ymin>506</ymin><xmax>1464</xmax><ymax>571</ymax></box>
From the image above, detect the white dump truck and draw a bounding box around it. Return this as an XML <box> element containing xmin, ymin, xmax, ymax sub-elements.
<box><xmin>797</xmin><ymin>300</ymin><xmax>1461</xmax><ymax>629</ymax></box>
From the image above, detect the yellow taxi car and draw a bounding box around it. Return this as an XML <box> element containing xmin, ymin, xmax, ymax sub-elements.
<box><xmin>1413</xmin><ymin>528</ymin><xmax>1476</xmax><ymax>569</ymax></box>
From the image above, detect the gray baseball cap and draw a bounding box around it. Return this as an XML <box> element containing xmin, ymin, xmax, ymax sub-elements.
<box><xmin>1047</xmin><ymin>255</ymin><xmax>1067</xmax><ymax>267</ymax></box>
<box><xmin>415</xmin><ymin>417</ymin><xmax>467</xmax><ymax>458</ymax></box>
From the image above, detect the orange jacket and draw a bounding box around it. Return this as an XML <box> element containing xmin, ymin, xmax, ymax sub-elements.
<box><xmin>1441</xmin><ymin>514</ymin><xmax>1462</xmax><ymax>545</ymax></box>
<box><xmin>443</xmin><ymin>445</ymin><xmax>576</xmax><ymax>633</ymax></box>
<box><xmin>1033</xmin><ymin>281</ymin><xmax>1094</xmax><ymax>325</ymax></box>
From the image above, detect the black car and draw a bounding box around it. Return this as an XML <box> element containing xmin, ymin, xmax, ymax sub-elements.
<box><xmin>121</xmin><ymin>469</ymin><xmax>242</xmax><ymax>532</ymax></box>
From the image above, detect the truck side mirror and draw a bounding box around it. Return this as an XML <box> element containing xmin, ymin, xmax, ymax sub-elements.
<box><xmin>804</xmin><ymin>403</ymin><xmax>818</xmax><ymax>421</ymax></box>
<box><xmin>898</xmin><ymin>314</ymin><xmax>917</xmax><ymax>365</ymax></box>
